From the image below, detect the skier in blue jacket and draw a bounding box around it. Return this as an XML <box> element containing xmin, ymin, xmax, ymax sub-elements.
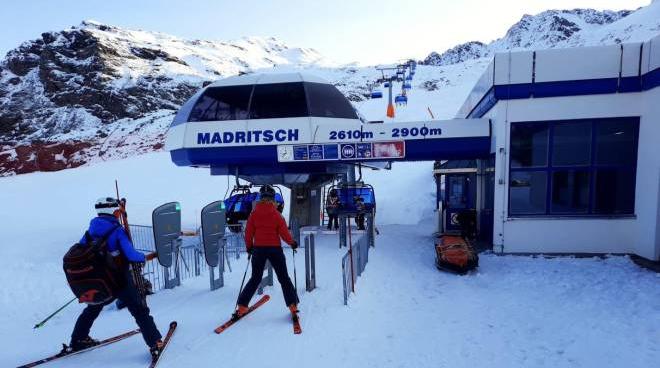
<box><xmin>69</xmin><ymin>197</ymin><xmax>163</xmax><ymax>360</ymax></box>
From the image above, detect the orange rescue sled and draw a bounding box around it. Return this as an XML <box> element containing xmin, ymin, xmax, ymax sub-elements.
<box><xmin>435</xmin><ymin>235</ymin><xmax>479</xmax><ymax>274</ymax></box>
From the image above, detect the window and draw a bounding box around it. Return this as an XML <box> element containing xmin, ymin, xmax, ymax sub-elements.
<box><xmin>552</xmin><ymin>121</ymin><xmax>591</xmax><ymax>166</ymax></box>
<box><xmin>510</xmin><ymin>171</ymin><xmax>547</xmax><ymax>214</ymax></box>
<box><xmin>595</xmin><ymin>120</ymin><xmax>637</xmax><ymax>166</ymax></box>
<box><xmin>448</xmin><ymin>176</ymin><xmax>467</xmax><ymax>208</ymax></box>
<box><xmin>509</xmin><ymin>117</ymin><xmax>639</xmax><ymax>216</ymax></box>
<box><xmin>510</xmin><ymin>123</ymin><xmax>548</xmax><ymax>168</ymax></box>
<box><xmin>304</xmin><ymin>82</ymin><xmax>358</xmax><ymax>119</ymax></box>
<box><xmin>551</xmin><ymin>170</ymin><xmax>590</xmax><ymax>213</ymax></box>
<box><xmin>188</xmin><ymin>86</ymin><xmax>252</xmax><ymax>122</ymax></box>
<box><xmin>593</xmin><ymin>169</ymin><xmax>635</xmax><ymax>214</ymax></box>
<box><xmin>249</xmin><ymin>82</ymin><xmax>308</xmax><ymax>119</ymax></box>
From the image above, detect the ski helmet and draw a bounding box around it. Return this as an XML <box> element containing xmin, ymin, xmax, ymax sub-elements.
<box><xmin>95</xmin><ymin>197</ymin><xmax>120</xmax><ymax>215</ymax></box>
<box><xmin>259</xmin><ymin>185</ymin><xmax>276</xmax><ymax>200</ymax></box>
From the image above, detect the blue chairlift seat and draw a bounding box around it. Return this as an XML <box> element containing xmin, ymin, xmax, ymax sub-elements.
<box><xmin>332</xmin><ymin>185</ymin><xmax>376</xmax><ymax>215</ymax></box>
<box><xmin>224</xmin><ymin>189</ymin><xmax>285</xmax><ymax>232</ymax></box>
<box><xmin>395</xmin><ymin>95</ymin><xmax>408</xmax><ymax>104</ymax></box>
<box><xmin>406</xmin><ymin>75</ymin><xmax>413</xmax><ymax>81</ymax></box>
<box><xmin>403</xmin><ymin>83</ymin><xmax>412</xmax><ymax>90</ymax></box>
<box><xmin>371</xmin><ymin>90</ymin><xmax>383</xmax><ymax>98</ymax></box>
<box><xmin>383</xmin><ymin>82</ymin><xmax>391</xmax><ymax>88</ymax></box>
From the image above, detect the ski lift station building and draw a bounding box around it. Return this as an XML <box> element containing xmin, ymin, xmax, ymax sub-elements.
<box><xmin>444</xmin><ymin>34</ymin><xmax>660</xmax><ymax>261</ymax></box>
<box><xmin>167</xmin><ymin>34</ymin><xmax>660</xmax><ymax>262</ymax></box>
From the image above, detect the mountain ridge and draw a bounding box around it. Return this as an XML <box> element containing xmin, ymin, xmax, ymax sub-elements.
<box><xmin>1</xmin><ymin>3</ymin><xmax>658</xmax><ymax>176</ymax></box>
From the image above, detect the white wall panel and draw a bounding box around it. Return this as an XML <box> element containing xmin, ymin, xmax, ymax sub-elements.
<box><xmin>650</xmin><ymin>34</ymin><xmax>660</xmax><ymax>72</ymax></box>
<box><xmin>535</xmin><ymin>45</ymin><xmax>620</xmax><ymax>82</ymax></box>
<box><xmin>509</xmin><ymin>51</ymin><xmax>534</xmax><ymax>84</ymax></box>
<box><xmin>494</xmin><ymin>53</ymin><xmax>510</xmax><ymax>85</ymax></box>
<box><xmin>621</xmin><ymin>42</ymin><xmax>642</xmax><ymax>77</ymax></box>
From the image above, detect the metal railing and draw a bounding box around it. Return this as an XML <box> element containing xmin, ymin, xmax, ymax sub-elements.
<box><xmin>305</xmin><ymin>233</ymin><xmax>316</xmax><ymax>292</ymax></box>
<box><xmin>225</xmin><ymin>224</ymin><xmax>246</xmax><ymax>259</ymax></box>
<box><xmin>130</xmin><ymin>224</ymin><xmax>208</xmax><ymax>293</ymax></box>
<box><xmin>342</xmin><ymin>231</ymin><xmax>370</xmax><ymax>305</ymax></box>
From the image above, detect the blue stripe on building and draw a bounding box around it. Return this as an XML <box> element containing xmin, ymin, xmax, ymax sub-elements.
<box><xmin>466</xmin><ymin>67</ymin><xmax>660</xmax><ymax>119</ymax></box>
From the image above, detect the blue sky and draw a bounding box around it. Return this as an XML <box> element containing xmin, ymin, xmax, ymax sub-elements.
<box><xmin>0</xmin><ymin>0</ymin><xmax>650</xmax><ymax>64</ymax></box>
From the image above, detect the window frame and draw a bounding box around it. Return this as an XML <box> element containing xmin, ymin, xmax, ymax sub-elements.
<box><xmin>248</xmin><ymin>82</ymin><xmax>310</xmax><ymax>120</ymax></box>
<box><xmin>508</xmin><ymin>117</ymin><xmax>639</xmax><ymax>218</ymax></box>
<box><xmin>303</xmin><ymin>82</ymin><xmax>359</xmax><ymax>119</ymax></box>
<box><xmin>189</xmin><ymin>82</ymin><xmax>360</xmax><ymax>122</ymax></box>
<box><xmin>188</xmin><ymin>85</ymin><xmax>254</xmax><ymax>122</ymax></box>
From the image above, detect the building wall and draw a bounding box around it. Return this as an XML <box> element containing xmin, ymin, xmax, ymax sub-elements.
<box><xmin>641</xmin><ymin>86</ymin><xmax>660</xmax><ymax>260</ymax></box>
<box><xmin>490</xmin><ymin>92</ymin><xmax>660</xmax><ymax>259</ymax></box>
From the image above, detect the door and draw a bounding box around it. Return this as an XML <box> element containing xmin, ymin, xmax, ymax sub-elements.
<box><xmin>444</xmin><ymin>174</ymin><xmax>476</xmax><ymax>232</ymax></box>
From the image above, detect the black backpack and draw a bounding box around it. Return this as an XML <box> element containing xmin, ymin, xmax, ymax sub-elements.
<box><xmin>63</xmin><ymin>226</ymin><xmax>126</xmax><ymax>305</ymax></box>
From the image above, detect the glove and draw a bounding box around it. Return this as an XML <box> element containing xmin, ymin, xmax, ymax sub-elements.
<box><xmin>291</xmin><ymin>241</ymin><xmax>299</xmax><ymax>250</ymax></box>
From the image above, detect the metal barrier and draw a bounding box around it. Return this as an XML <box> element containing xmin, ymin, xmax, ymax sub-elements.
<box><xmin>339</xmin><ymin>212</ymin><xmax>375</xmax><ymax>249</ymax></box>
<box><xmin>130</xmin><ymin>224</ymin><xmax>208</xmax><ymax>294</ymax></box>
<box><xmin>305</xmin><ymin>233</ymin><xmax>316</xmax><ymax>292</ymax></box>
<box><xmin>201</xmin><ymin>200</ymin><xmax>227</xmax><ymax>291</ymax></box>
<box><xmin>341</xmin><ymin>253</ymin><xmax>352</xmax><ymax>305</ymax></box>
<box><xmin>225</xmin><ymin>225</ymin><xmax>246</xmax><ymax>260</ymax></box>
<box><xmin>342</xmin><ymin>231</ymin><xmax>370</xmax><ymax>305</ymax></box>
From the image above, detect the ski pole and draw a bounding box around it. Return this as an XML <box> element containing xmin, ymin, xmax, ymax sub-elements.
<box><xmin>234</xmin><ymin>253</ymin><xmax>252</xmax><ymax>309</ymax></box>
<box><xmin>292</xmin><ymin>247</ymin><xmax>299</xmax><ymax>302</ymax></box>
<box><xmin>34</xmin><ymin>297</ymin><xmax>76</xmax><ymax>329</ymax></box>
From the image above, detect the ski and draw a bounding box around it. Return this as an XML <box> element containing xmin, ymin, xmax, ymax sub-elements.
<box><xmin>214</xmin><ymin>295</ymin><xmax>270</xmax><ymax>334</ymax></box>
<box><xmin>149</xmin><ymin>321</ymin><xmax>177</xmax><ymax>368</ymax></box>
<box><xmin>17</xmin><ymin>328</ymin><xmax>141</xmax><ymax>368</ymax></box>
<box><xmin>292</xmin><ymin>313</ymin><xmax>302</xmax><ymax>335</ymax></box>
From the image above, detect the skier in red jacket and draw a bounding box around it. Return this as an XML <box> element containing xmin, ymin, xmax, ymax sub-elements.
<box><xmin>236</xmin><ymin>185</ymin><xmax>299</xmax><ymax>317</ymax></box>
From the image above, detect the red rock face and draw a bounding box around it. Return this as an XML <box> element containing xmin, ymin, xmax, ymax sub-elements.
<box><xmin>0</xmin><ymin>141</ymin><xmax>93</xmax><ymax>175</ymax></box>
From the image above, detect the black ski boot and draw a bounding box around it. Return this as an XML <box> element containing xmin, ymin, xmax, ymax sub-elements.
<box><xmin>69</xmin><ymin>336</ymin><xmax>100</xmax><ymax>352</ymax></box>
<box><xmin>150</xmin><ymin>340</ymin><xmax>164</xmax><ymax>362</ymax></box>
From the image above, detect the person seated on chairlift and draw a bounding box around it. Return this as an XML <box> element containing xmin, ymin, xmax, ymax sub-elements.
<box><xmin>354</xmin><ymin>196</ymin><xmax>366</xmax><ymax>231</ymax></box>
<box><xmin>325</xmin><ymin>189</ymin><xmax>340</xmax><ymax>231</ymax></box>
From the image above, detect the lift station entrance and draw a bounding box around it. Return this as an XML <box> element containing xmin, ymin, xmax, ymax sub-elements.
<box><xmin>166</xmin><ymin>72</ymin><xmax>492</xmax><ymax>240</ymax></box>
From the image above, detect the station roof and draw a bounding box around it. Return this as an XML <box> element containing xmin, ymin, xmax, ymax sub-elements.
<box><xmin>433</xmin><ymin>160</ymin><xmax>478</xmax><ymax>174</ymax></box>
<box><xmin>208</xmin><ymin>72</ymin><xmax>330</xmax><ymax>87</ymax></box>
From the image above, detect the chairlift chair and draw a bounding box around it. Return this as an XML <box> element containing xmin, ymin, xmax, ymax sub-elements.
<box><xmin>328</xmin><ymin>182</ymin><xmax>376</xmax><ymax>216</ymax></box>
<box><xmin>224</xmin><ymin>184</ymin><xmax>285</xmax><ymax>232</ymax></box>
<box><xmin>224</xmin><ymin>185</ymin><xmax>256</xmax><ymax>233</ymax></box>
<box><xmin>395</xmin><ymin>94</ymin><xmax>408</xmax><ymax>105</ymax></box>
<box><xmin>370</xmin><ymin>90</ymin><xmax>383</xmax><ymax>99</ymax></box>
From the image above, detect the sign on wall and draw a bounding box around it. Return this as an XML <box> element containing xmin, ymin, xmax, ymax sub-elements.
<box><xmin>277</xmin><ymin>141</ymin><xmax>405</xmax><ymax>162</ymax></box>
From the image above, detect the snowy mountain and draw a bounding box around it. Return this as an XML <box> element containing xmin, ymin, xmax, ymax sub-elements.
<box><xmin>424</xmin><ymin>8</ymin><xmax>640</xmax><ymax>66</ymax></box>
<box><xmin>0</xmin><ymin>20</ymin><xmax>331</xmax><ymax>175</ymax></box>
<box><xmin>1</xmin><ymin>2</ymin><xmax>659</xmax><ymax>176</ymax></box>
<box><xmin>424</xmin><ymin>41</ymin><xmax>489</xmax><ymax>67</ymax></box>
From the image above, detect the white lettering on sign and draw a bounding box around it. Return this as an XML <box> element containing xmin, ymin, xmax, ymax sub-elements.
<box><xmin>197</xmin><ymin>129</ymin><xmax>300</xmax><ymax>145</ymax></box>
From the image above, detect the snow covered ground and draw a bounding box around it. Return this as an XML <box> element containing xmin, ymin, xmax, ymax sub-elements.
<box><xmin>2</xmin><ymin>215</ymin><xmax>658</xmax><ymax>367</ymax></box>
<box><xmin>0</xmin><ymin>151</ymin><xmax>658</xmax><ymax>367</ymax></box>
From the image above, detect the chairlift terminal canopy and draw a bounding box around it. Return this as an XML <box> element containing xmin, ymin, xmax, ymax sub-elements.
<box><xmin>166</xmin><ymin>72</ymin><xmax>492</xmax><ymax>176</ymax></box>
